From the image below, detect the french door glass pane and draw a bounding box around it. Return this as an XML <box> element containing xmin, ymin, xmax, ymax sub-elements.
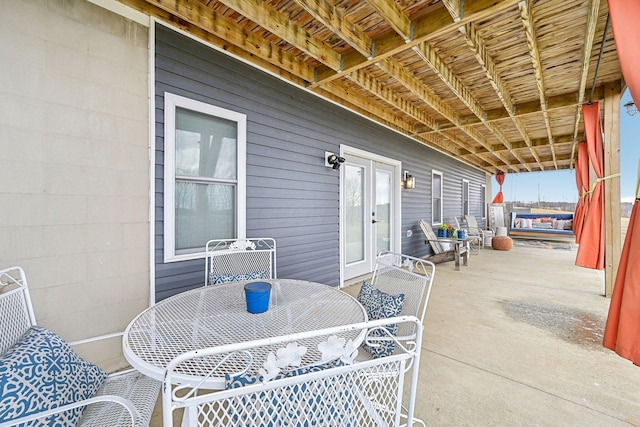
<box><xmin>175</xmin><ymin>182</ymin><xmax>236</xmax><ymax>252</ymax></box>
<box><xmin>175</xmin><ymin>107</ymin><xmax>237</xmax><ymax>180</ymax></box>
<box><xmin>345</xmin><ymin>164</ymin><xmax>365</xmax><ymax>264</ymax></box>
<box><xmin>376</xmin><ymin>170</ymin><xmax>391</xmax><ymax>253</ymax></box>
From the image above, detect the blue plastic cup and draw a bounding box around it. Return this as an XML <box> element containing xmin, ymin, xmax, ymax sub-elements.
<box><xmin>244</xmin><ymin>282</ymin><xmax>271</xmax><ymax>314</ymax></box>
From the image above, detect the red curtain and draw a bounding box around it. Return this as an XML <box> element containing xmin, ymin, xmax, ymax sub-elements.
<box><xmin>608</xmin><ymin>0</ymin><xmax>640</xmax><ymax>103</ymax></box>
<box><xmin>573</xmin><ymin>142</ymin><xmax>589</xmax><ymax>243</ymax></box>
<box><xmin>603</xmin><ymin>0</ymin><xmax>640</xmax><ymax>364</ymax></box>
<box><xmin>575</xmin><ymin>103</ymin><xmax>604</xmax><ymax>270</ymax></box>
<box><xmin>491</xmin><ymin>172</ymin><xmax>505</xmax><ymax>204</ymax></box>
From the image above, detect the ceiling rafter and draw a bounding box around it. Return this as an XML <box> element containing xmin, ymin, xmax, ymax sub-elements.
<box><xmin>570</xmin><ymin>0</ymin><xmax>601</xmax><ymax>166</ymax></box>
<box><xmin>311</xmin><ymin>0</ymin><xmax>522</xmax><ymax>88</ymax></box>
<box><xmin>363</xmin><ymin>0</ymin><xmax>412</xmax><ymax>42</ymax></box>
<box><xmin>441</xmin><ymin>0</ymin><xmax>462</xmax><ymax>21</ymax></box>
<box><xmin>413</xmin><ymin>41</ymin><xmax>532</xmax><ymax>171</ymax></box>
<box><xmin>519</xmin><ymin>0</ymin><xmax>558</xmax><ymax>169</ymax></box>
<box><xmin>139</xmin><ymin>0</ymin><xmax>316</xmax><ymax>82</ymax></box>
<box><xmin>376</xmin><ymin>57</ymin><xmax>516</xmax><ymax>171</ymax></box>
<box><xmin>319</xmin><ymin>80</ymin><xmax>416</xmax><ymax>131</ymax></box>
<box><xmin>347</xmin><ymin>70</ymin><xmax>437</xmax><ymax>129</ymax></box>
<box><xmin>460</xmin><ymin>22</ymin><xmax>542</xmax><ymax>170</ymax></box>
<box><xmin>415</xmin><ymin>84</ymin><xmax>608</xmax><ymax>135</ymax></box>
<box><xmin>290</xmin><ymin>0</ymin><xmax>373</xmax><ymax>58</ymax></box>
<box><xmin>422</xmin><ymin>133</ymin><xmax>507</xmax><ymax>173</ymax></box>
<box><xmin>216</xmin><ymin>0</ymin><xmax>344</xmax><ymax>71</ymax></box>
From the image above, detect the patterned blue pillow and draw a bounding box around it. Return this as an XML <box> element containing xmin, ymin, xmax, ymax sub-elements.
<box><xmin>0</xmin><ymin>326</ymin><xmax>108</xmax><ymax>426</ymax></box>
<box><xmin>225</xmin><ymin>360</ymin><xmax>353</xmax><ymax>426</ymax></box>
<box><xmin>357</xmin><ymin>281</ymin><xmax>405</xmax><ymax>358</ymax></box>
<box><xmin>209</xmin><ymin>269</ymin><xmax>268</xmax><ymax>285</ymax></box>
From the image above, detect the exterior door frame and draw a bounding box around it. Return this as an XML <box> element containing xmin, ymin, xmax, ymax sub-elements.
<box><xmin>339</xmin><ymin>145</ymin><xmax>402</xmax><ymax>287</ymax></box>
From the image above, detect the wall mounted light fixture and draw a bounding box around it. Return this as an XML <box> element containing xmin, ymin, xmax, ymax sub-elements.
<box><xmin>403</xmin><ymin>171</ymin><xmax>415</xmax><ymax>189</ymax></box>
<box><xmin>325</xmin><ymin>152</ymin><xmax>345</xmax><ymax>170</ymax></box>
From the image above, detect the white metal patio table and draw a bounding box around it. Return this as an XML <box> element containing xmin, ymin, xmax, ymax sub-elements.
<box><xmin>123</xmin><ymin>279</ymin><xmax>367</xmax><ymax>389</ymax></box>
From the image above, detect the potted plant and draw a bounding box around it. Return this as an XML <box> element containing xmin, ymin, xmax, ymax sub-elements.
<box><xmin>438</xmin><ymin>224</ymin><xmax>447</xmax><ymax>238</ymax></box>
<box><xmin>446</xmin><ymin>224</ymin><xmax>455</xmax><ymax>238</ymax></box>
<box><xmin>457</xmin><ymin>228</ymin><xmax>466</xmax><ymax>239</ymax></box>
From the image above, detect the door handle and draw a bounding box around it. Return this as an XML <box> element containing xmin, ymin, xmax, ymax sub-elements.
<box><xmin>372</xmin><ymin>219</ymin><xmax>378</xmax><ymax>224</ymax></box>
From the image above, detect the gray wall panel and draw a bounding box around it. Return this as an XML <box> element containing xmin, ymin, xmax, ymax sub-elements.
<box><xmin>154</xmin><ymin>24</ymin><xmax>486</xmax><ymax>299</ymax></box>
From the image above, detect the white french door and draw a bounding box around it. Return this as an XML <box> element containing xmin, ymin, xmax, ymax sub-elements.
<box><xmin>341</xmin><ymin>149</ymin><xmax>400</xmax><ymax>282</ymax></box>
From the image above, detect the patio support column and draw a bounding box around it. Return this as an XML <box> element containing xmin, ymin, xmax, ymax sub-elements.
<box><xmin>603</xmin><ymin>80</ymin><xmax>622</xmax><ymax>297</ymax></box>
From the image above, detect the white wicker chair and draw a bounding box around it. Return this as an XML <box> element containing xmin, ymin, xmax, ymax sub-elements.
<box><xmin>204</xmin><ymin>238</ymin><xmax>277</xmax><ymax>286</ymax></box>
<box><xmin>0</xmin><ymin>266</ymin><xmax>159</xmax><ymax>427</ymax></box>
<box><xmin>162</xmin><ymin>317</ymin><xmax>424</xmax><ymax>427</ymax></box>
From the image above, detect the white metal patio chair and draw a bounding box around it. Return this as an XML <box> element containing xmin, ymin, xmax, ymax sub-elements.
<box><xmin>0</xmin><ymin>266</ymin><xmax>159</xmax><ymax>427</ymax></box>
<box><xmin>462</xmin><ymin>215</ymin><xmax>486</xmax><ymax>251</ymax></box>
<box><xmin>365</xmin><ymin>252</ymin><xmax>435</xmax><ymax>354</ymax></box>
<box><xmin>204</xmin><ymin>238</ymin><xmax>277</xmax><ymax>286</ymax></box>
<box><xmin>455</xmin><ymin>217</ymin><xmax>481</xmax><ymax>254</ymax></box>
<box><xmin>162</xmin><ymin>317</ymin><xmax>424</xmax><ymax>427</ymax></box>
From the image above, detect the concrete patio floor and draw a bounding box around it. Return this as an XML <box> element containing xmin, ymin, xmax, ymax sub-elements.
<box><xmin>363</xmin><ymin>242</ymin><xmax>640</xmax><ymax>426</ymax></box>
<box><xmin>151</xmin><ymin>241</ymin><xmax>640</xmax><ymax>426</ymax></box>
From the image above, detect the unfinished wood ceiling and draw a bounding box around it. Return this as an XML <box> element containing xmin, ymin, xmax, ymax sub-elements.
<box><xmin>122</xmin><ymin>0</ymin><xmax>622</xmax><ymax>174</ymax></box>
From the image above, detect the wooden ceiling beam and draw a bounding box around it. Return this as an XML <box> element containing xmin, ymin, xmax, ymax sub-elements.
<box><xmin>376</xmin><ymin>57</ymin><xmax>516</xmax><ymax>171</ymax></box>
<box><xmin>347</xmin><ymin>70</ymin><xmax>437</xmax><ymax>129</ymax></box>
<box><xmin>311</xmin><ymin>0</ymin><xmax>522</xmax><ymax>87</ymax></box>
<box><xmin>412</xmin><ymin>41</ymin><xmax>529</xmax><ymax>170</ymax></box>
<box><xmin>422</xmin><ymin>133</ymin><xmax>507</xmax><ymax>173</ymax></box>
<box><xmin>363</xmin><ymin>0</ymin><xmax>412</xmax><ymax>42</ymax></box>
<box><xmin>317</xmin><ymin>81</ymin><xmax>416</xmax><ymax>131</ymax></box>
<box><xmin>519</xmin><ymin>0</ymin><xmax>558</xmax><ymax>169</ymax></box>
<box><xmin>216</xmin><ymin>0</ymin><xmax>343</xmax><ymax>71</ymax></box>
<box><xmin>461</xmin><ymin>22</ymin><xmax>542</xmax><ymax>170</ymax></box>
<box><xmin>441</xmin><ymin>0</ymin><xmax>462</xmax><ymax>21</ymax></box>
<box><xmin>570</xmin><ymin>0</ymin><xmax>601</xmax><ymax>166</ymax></box>
<box><xmin>414</xmin><ymin>85</ymin><xmax>606</xmax><ymax>135</ymax></box>
<box><xmin>134</xmin><ymin>0</ymin><xmax>316</xmax><ymax>82</ymax></box>
<box><xmin>291</xmin><ymin>0</ymin><xmax>373</xmax><ymax>58</ymax></box>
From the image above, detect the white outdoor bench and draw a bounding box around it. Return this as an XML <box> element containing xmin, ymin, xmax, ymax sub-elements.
<box><xmin>0</xmin><ymin>266</ymin><xmax>160</xmax><ymax>427</ymax></box>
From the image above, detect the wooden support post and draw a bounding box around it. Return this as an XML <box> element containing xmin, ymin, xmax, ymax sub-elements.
<box><xmin>603</xmin><ymin>81</ymin><xmax>622</xmax><ymax>297</ymax></box>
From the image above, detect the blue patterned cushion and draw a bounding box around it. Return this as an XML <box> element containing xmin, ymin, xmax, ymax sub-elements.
<box><xmin>357</xmin><ymin>281</ymin><xmax>405</xmax><ymax>358</ymax></box>
<box><xmin>209</xmin><ymin>269</ymin><xmax>268</xmax><ymax>285</ymax></box>
<box><xmin>225</xmin><ymin>360</ymin><xmax>353</xmax><ymax>426</ymax></box>
<box><xmin>0</xmin><ymin>326</ymin><xmax>108</xmax><ymax>426</ymax></box>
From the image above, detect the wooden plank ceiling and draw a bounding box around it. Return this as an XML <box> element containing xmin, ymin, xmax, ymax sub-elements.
<box><xmin>122</xmin><ymin>0</ymin><xmax>622</xmax><ymax>174</ymax></box>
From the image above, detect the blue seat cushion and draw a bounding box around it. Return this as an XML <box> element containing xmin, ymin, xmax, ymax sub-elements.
<box><xmin>357</xmin><ymin>281</ymin><xmax>405</xmax><ymax>358</ymax></box>
<box><xmin>0</xmin><ymin>326</ymin><xmax>108</xmax><ymax>426</ymax></box>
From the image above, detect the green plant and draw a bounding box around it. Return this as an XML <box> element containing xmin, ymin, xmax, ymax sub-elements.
<box><xmin>438</xmin><ymin>224</ymin><xmax>448</xmax><ymax>230</ymax></box>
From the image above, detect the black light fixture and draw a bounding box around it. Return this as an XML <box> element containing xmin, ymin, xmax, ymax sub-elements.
<box><xmin>624</xmin><ymin>101</ymin><xmax>638</xmax><ymax>116</ymax></box>
<box><xmin>403</xmin><ymin>171</ymin><xmax>415</xmax><ymax>189</ymax></box>
<box><xmin>326</xmin><ymin>153</ymin><xmax>345</xmax><ymax>170</ymax></box>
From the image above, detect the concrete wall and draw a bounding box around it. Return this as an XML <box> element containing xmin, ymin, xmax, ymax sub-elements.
<box><xmin>0</xmin><ymin>0</ymin><xmax>150</xmax><ymax>370</ymax></box>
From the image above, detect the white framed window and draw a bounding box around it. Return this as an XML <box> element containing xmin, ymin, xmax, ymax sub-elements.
<box><xmin>462</xmin><ymin>179</ymin><xmax>469</xmax><ymax>216</ymax></box>
<box><xmin>163</xmin><ymin>93</ymin><xmax>246</xmax><ymax>262</ymax></box>
<box><xmin>481</xmin><ymin>184</ymin><xmax>487</xmax><ymax>219</ymax></box>
<box><xmin>432</xmin><ymin>170</ymin><xmax>443</xmax><ymax>225</ymax></box>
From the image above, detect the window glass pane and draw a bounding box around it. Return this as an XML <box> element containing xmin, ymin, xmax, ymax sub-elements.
<box><xmin>175</xmin><ymin>182</ymin><xmax>236</xmax><ymax>252</ymax></box>
<box><xmin>345</xmin><ymin>165</ymin><xmax>365</xmax><ymax>264</ymax></box>
<box><xmin>175</xmin><ymin>107</ymin><xmax>237</xmax><ymax>179</ymax></box>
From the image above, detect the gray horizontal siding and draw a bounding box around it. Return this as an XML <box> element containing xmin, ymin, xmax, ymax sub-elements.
<box><xmin>154</xmin><ymin>24</ymin><xmax>486</xmax><ymax>300</ymax></box>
